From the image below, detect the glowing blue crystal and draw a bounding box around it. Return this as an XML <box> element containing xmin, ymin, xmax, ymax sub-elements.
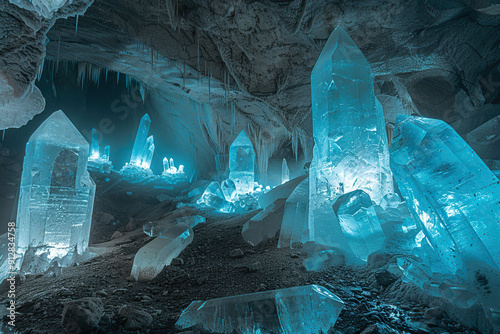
<box><xmin>175</xmin><ymin>285</ymin><xmax>344</xmax><ymax>334</ymax></box>
<box><xmin>16</xmin><ymin>110</ymin><xmax>95</xmax><ymax>273</ymax></box>
<box><xmin>278</xmin><ymin>177</ymin><xmax>309</xmax><ymax>249</ymax></box>
<box><xmin>282</xmin><ymin>158</ymin><xmax>290</xmax><ymax>184</ymax></box>
<box><xmin>333</xmin><ymin>190</ymin><xmax>384</xmax><ymax>262</ymax></box>
<box><xmin>308</xmin><ymin>26</ymin><xmax>393</xmax><ymax>250</ymax></box>
<box><xmin>197</xmin><ymin>181</ymin><xmax>235</xmax><ymax>213</ymax></box>
<box><xmin>229</xmin><ymin>130</ymin><xmax>255</xmax><ymax>194</ymax></box>
<box><xmin>130</xmin><ymin>113</ymin><xmax>151</xmax><ymax>166</ymax></box>
<box><xmin>89</xmin><ymin>128</ymin><xmax>99</xmax><ymax>160</ymax></box>
<box><xmin>391</xmin><ymin>115</ymin><xmax>500</xmax><ymax>327</ymax></box>
<box><xmin>221</xmin><ymin>179</ymin><xmax>237</xmax><ymax>202</ymax></box>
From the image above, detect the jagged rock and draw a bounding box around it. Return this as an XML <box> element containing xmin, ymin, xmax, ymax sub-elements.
<box><xmin>118</xmin><ymin>305</ymin><xmax>153</xmax><ymax>330</ymax></box>
<box><xmin>61</xmin><ymin>297</ymin><xmax>104</xmax><ymax>334</ymax></box>
<box><xmin>374</xmin><ymin>269</ymin><xmax>398</xmax><ymax>287</ymax></box>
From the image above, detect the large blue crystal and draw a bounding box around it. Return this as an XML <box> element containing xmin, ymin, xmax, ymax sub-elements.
<box><xmin>229</xmin><ymin>130</ymin><xmax>256</xmax><ymax>195</ymax></box>
<box><xmin>129</xmin><ymin>113</ymin><xmax>151</xmax><ymax>167</ymax></box>
<box><xmin>175</xmin><ymin>285</ymin><xmax>344</xmax><ymax>334</ymax></box>
<box><xmin>308</xmin><ymin>26</ymin><xmax>392</xmax><ymax>250</ymax></box>
<box><xmin>16</xmin><ymin>110</ymin><xmax>95</xmax><ymax>273</ymax></box>
<box><xmin>391</xmin><ymin>115</ymin><xmax>500</xmax><ymax>328</ymax></box>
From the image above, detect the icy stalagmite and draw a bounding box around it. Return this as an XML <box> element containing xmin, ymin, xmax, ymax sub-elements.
<box><xmin>391</xmin><ymin>115</ymin><xmax>500</xmax><ymax>328</ymax></box>
<box><xmin>282</xmin><ymin>158</ymin><xmax>290</xmax><ymax>184</ymax></box>
<box><xmin>90</xmin><ymin>128</ymin><xmax>99</xmax><ymax>160</ymax></box>
<box><xmin>175</xmin><ymin>285</ymin><xmax>344</xmax><ymax>334</ymax></box>
<box><xmin>309</xmin><ymin>26</ymin><xmax>393</xmax><ymax>249</ymax></box>
<box><xmin>129</xmin><ymin>113</ymin><xmax>151</xmax><ymax>166</ymax></box>
<box><xmin>16</xmin><ymin>110</ymin><xmax>95</xmax><ymax>273</ymax></box>
<box><xmin>229</xmin><ymin>130</ymin><xmax>255</xmax><ymax>194</ymax></box>
<box><xmin>131</xmin><ymin>224</ymin><xmax>193</xmax><ymax>281</ymax></box>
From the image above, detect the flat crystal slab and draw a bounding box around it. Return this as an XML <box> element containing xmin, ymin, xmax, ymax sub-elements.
<box><xmin>175</xmin><ymin>285</ymin><xmax>344</xmax><ymax>334</ymax></box>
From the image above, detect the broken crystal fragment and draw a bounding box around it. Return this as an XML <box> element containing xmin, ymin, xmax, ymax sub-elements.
<box><xmin>333</xmin><ymin>190</ymin><xmax>384</xmax><ymax>262</ymax></box>
<box><xmin>16</xmin><ymin>110</ymin><xmax>95</xmax><ymax>274</ymax></box>
<box><xmin>197</xmin><ymin>181</ymin><xmax>234</xmax><ymax>213</ymax></box>
<box><xmin>242</xmin><ymin>198</ymin><xmax>286</xmax><ymax>246</ymax></box>
<box><xmin>229</xmin><ymin>130</ymin><xmax>255</xmax><ymax>194</ymax></box>
<box><xmin>175</xmin><ymin>285</ymin><xmax>344</xmax><ymax>334</ymax></box>
<box><xmin>221</xmin><ymin>179</ymin><xmax>237</xmax><ymax>202</ymax></box>
<box><xmin>391</xmin><ymin>115</ymin><xmax>500</xmax><ymax>327</ymax></box>
<box><xmin>308</xmin><ymin>26</ymin><xmax>393</xmax><ymax>251</ymax></box>
<box><xmin>131</xmin><ymin>224</ymin><xmax>193</xmax><ymax>281</ymax></box>
<box><xmin>278</xmin><ymin>177</ymin><xmax>309</xmax><ymax>249</ymax></box>
<box><xmin>259</xmin><ymin>175</ymin><xmax>307</xmax><ymax>208</ymax></box>
<box><xmin>281</xmin><ymin>158</ymin><xmax>290</xmax><ymax>184</ymax></box>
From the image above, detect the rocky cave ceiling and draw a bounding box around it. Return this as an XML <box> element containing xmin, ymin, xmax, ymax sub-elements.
<box><xmin>1</xmin><ymin>0</ymin><xmax>499</xmax><ymax>167</ymax></box>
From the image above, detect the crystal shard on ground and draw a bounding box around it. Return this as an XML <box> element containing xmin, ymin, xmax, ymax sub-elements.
<box><xmin>391</xmin><ymin>115</ymin><xmax>500</xmax><ymax>327</ymax></box>
<box><xmin>16</xmin><ymin>110</ymin><xmax>95</xmax><ymax>274</ymax></box>
<box><xmin>197</xmin><ymin>181</ymin><xmax>235</xmax><ymax>213</ymax></box>
<box><xmin>333</xmin><ymin>190</ymin><xmax>384</xmax><ymax>262</ymax></box>
<box><xmin>175</xmin><ymin>285</ymin><xmax>344</xmax><ymax>334</ymax></box>
<box><xmin>242</xmin><ymin>198</ymin><xmax>286</xmax><ymax>246</ymax></box>
<box><xmin>278</xmin><ymin>177</ymin><xmax>309</xmax><ymax>249</ymax></box>
<box><xmin>131</xmin><ymin>224</ymin><xmax>193</xmax><ymax>281</ymax></box>
<box><xmin>229</xmin><ymin>130</ymin><xmax>255</xmax><ymax>194</ymax></box>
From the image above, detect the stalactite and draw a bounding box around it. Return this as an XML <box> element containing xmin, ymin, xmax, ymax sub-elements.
<box><xmin>75</xmin><ymin>15</ymin><xmax>79</xmax><ymax>36</ymax></box>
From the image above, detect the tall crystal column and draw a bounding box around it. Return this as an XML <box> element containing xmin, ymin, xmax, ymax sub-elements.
<box><xmin>130</xmin><ymin>113</ymin><xmax>151</xmax><ymax>166</ymax></box>
<box><xmin>391</xmin><ymin>115</ymin><xmax>500</xmax><ymax>329</ymax></box>
<box><xmin>229</xmin><ymin>130</ymin><xmax>256</xmax><ymax>194</ymax></box>
<box><xmin>103</xmin><ymin>145</ymin><xmax>110</xmax><ymax>161</ymax></box>
<box><xmin>90</xmin><ymin>128</ymin><xmax>99</xmax><ymax>160</ymax></box>
<box><xmin>163</xmin><ymin>157</ymin><xmax>169</xmax><ymax>173</ymax></box>
<box><xmin>282</xmin><ymin>158</ymin><xmax>290</xmax><ymax>184</ymax></box>
<box><xmin>308</xmin><ymin>26</ymin><xmax>393</xmax><ymax>249</ymax></box>
<box><xmin>16</xmin><ymin>110</ymin><xmax>96</xmax><ymax>273</ymax></box>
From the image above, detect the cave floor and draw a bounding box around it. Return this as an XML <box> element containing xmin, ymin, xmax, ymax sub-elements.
<box><xmin>0</xmin><ymin>166</ymin><xmax>485</xmax><ymax>334</ymax></box>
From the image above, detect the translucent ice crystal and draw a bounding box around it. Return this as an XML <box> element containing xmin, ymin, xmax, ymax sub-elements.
<box><xmin>175</xmin><ymin>285</ymin><xmax>344</xmax><ymax>334</ymax></box>
<box><xmin>221</xmin><ymin>179</ymin><xmax>237</xmax><ymax>202</ymax></box>
<box><xmin>333</xmin><ymin>190</ymin><xmax>384</xmax><ymax>261</ymax></box>
<box><xmin>308</xmin><ymin>26</ymin><xmax>393</xmax><ymax>250</ymax></box>
<box><xmin>242</xmin><ymin>198</ymin><xmax>286</xmax><ymax>246</ymax></box>
<box><xmin>391</xmin><ymin>115</ymin><xmax>500</xmax><ymax>327</ymax></box>
<box><xmin>229</xmin><ymin>130</ymin><xmax>255</xmax><ymax>194</ymax></box>
<box><xmin>16</xmin><ymin>110</ymin><xmax>95</xmax><ymax>274</ymax></box>
<box><xmin>278</xmin><ymin>177</ymin><xmax>309</xmax><ymax>249</ymax></box>
<box><xmin>197</xmin><ymin>181</ymin><xmax>235</xmax><ymax>213</ymax></box>
<box><xmin>90</xmin><ymin>128</ymin><xmax>99</xmax><ymax>160</ymax></box>
<box><xmin>129</xmin><ymin>113</ymin><xmax>151</xmax><ymax>167</ymax></box>
<box><xmin>131</xmin><ymin>224</ymin><xmax>193</xmax><ymax>281</ymax></box>
<box><xmin>282</xmin><ymin>158</ymin><xmax>290</xmax><ymax>184</ymax></box>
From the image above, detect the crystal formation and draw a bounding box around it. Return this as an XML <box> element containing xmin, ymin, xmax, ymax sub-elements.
<box><xmin>129</xmin><ymin>113</ymin><xmax>151</xmax><ymax>167</ymax></box>
<box><xmin>309</xmin><ymin>26</ymin><xmax>393</xmax><ymax>249</ymax></box>
<box><xmin>229</xmin><ymin>130</ymin><xmax>256</xmax><ymax>194</ymax></box>
<box><xmin>278</xmin><ymin>177</ymin><xmax>309</xmax><ymax>249</ymax></box>
<box><xmin>332</xmin><ymin>190</ymin><xmax>384</xmax><ymax>262</ymax></box>
<box><xmin>16</xmin><ymin>110</ymin><xmax>95</xmax><ymax>273</ymax></box>
<box><xmin>175</xmin><ymin>285</ymin><xmax>344</xmax><ymax>334</ymax></box>
<box><xmin>391</xmin><ymin>115</ymin><xmax>500</xmax><ymax>327</ymax></box>
<box><xmin>197</xmin><ymin>181</ymin><xmax>235</xmax><ymax>213</ymax></box>
<box><xmin>282</xmin><ymin>158</ymin><xmax>290</xmax><ymax>184</ymax></box>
